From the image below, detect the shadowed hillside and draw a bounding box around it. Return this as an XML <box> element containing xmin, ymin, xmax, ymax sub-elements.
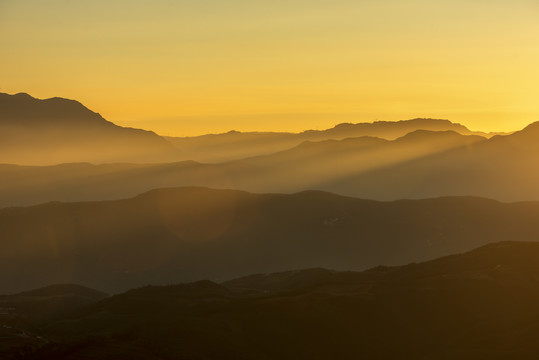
<box><xmin>8</xmin><ymin>242</ymin><xmax>539</xmax><ymax>359</ymax></box>
<box><xmin>2</xmin><ymin>187</ymin><xmax>539</xmax><ymax>294</ymax></box>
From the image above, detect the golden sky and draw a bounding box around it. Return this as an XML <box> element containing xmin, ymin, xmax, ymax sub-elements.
<box><xmin>1</xmin><ymin>0</ymin><xmax>538</xmax><ymax>136</ymax></box>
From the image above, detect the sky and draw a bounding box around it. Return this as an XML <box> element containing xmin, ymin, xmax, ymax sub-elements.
<box><xmin>1</xmin><ymin>0</ymin><xmax>539</xmax><ymax>136</ymax></box>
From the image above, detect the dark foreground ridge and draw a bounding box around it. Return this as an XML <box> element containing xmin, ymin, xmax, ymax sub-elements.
<box><xmin>3</xmin><ymin>241</ymin><xmax>539</xmax><ymax>359</ymax></box>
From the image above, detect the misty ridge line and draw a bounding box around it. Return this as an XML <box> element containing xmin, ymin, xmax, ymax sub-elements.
<box><xmin>2</xmin><ymin>125</ymin><xmax>539</xmax><ymax>206</ymax></box>
<box><xmin>4</xmin><ymin>91</ymin><xmax>539</xmax><ymax>208</ymax></box>
<box><xmin>0</xmin><ymin>91</ymin><xmax>511</xmax><ymax>165</ymax></box>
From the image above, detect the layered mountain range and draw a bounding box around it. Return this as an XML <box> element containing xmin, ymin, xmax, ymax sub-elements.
<box><xmin>3</xmin><ymin>91</ymin><xmax>539</xmax><ymax>358</ymax></box>
<box><xmin>2</xmin><ymin>92</ymin><xmax>539</xmax><ymax>206</ymax></box>
<box><xmin>0</xmin><ymin>91</ymin><xmax>500</xmax><ymax>164</ymax></box>
<box><xmin>2</xmin><ymin>124</ymin><xmax>539</xmax><ymax>206</ymax></box>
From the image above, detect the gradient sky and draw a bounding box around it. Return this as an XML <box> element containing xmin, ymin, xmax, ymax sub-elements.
<box><xmin>1</xmin><ymin>0</ymin><xmax>538</xmax><ymax>136</ymax></box>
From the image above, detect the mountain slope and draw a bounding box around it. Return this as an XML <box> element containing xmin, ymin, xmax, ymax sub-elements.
<box><xmin>13</xmin><ymin>242</ymin><xmax>539</xmax><ymax>360</ymax></box>
<box><xmin>2</xmin><ymin>187</ymin><xmax>539</xmax><ymax>293</ymax></box>
<box><xmin>0</xmin><ymin>93</ymin><xmax>178</xmax><ymax>164</ymax></box>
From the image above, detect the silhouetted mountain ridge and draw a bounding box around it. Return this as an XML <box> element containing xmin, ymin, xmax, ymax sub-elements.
<box><xmin>0</xmin><ymin>92</ymin><xmax>178</xmax><ymax>164</ymax></box>
<box><xmin>3</xmin><ymin>92</ymin><xmax>498</xmax><ymax>165</ymax></box>
<box><xmin>0</xmin><ymin>93</ymin><xmax>111</xmax><ymax>128</ymax></box>
<box><xmin>314</xmin><ymin>118</ymin><xmax>476</xmax><ymax>138</ymax></box>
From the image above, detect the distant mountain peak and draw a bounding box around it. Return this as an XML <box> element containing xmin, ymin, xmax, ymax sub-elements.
<box><xmin>0</xmin><ymin>91</ymin><xmax>178</xmax><ymax>164</ymax></box>
<box><xmin>0</xmin><ymin>91</ymin><xmax>109</xmax><ymax>126</ymax></box>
